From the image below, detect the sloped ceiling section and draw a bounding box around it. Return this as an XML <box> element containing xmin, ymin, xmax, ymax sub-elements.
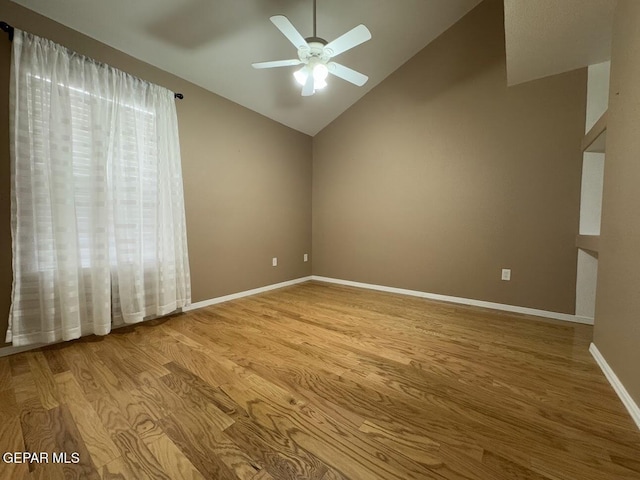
<box><xmin>10</xmin><ymin>0</ymin><xmax>482</xmax><ymax>135</ymax></box>
<box><xmin>504</xmin><ymin>0</ymin><xmax>617</xmax><ymax>86</ymax></box>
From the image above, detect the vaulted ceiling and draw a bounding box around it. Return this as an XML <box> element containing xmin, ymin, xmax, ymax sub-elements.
<box><xmin>10</xmin><ymin>0</ymin><xmax>482</xmax><ymax>135</ymax></box>
<box><xmin>10</xmin><ymin>0</ymin><xmax>618</xmax><ymax>135</ymax></box>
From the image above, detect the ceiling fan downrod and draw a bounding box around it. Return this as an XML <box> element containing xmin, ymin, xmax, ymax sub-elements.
<box><xmin>313</xmin><ymin>0</ymin><xmax>317</xmax><ymax>37</ymax></box>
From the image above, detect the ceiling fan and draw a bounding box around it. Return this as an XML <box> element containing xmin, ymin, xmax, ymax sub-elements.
<box><xmin>252</xmin><ymin>0</ymin><xmax>372</xmax><ymax>96</ymax></box>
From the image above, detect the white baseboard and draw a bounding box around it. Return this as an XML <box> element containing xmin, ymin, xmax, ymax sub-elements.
<box><xmin>590</xmin><ymin>343</ymin><xmax>640</xmax><ymax>430</ymax></box>
<box><xmin>0</xmin><ymin>343</ymin><xmax>46</xmax><ymax>358</ymax></box>
<box><xmin>311</xmin><ymin>275</ymin><xmax>593</xmax><ymax>325</ymax></box>
<box><xmin>0</xmin><ymin>274</ymin><xmax>589</xmax><ymax>358</ymax></box>
<box><xmin>0</xmin><ymin>276</ymin><xmax>313</xmax><ymax>358</ymax></box>
<box><xmin>573</xmin><ymin>315</ymin><xmax>595</xmax><ymax>324</ymax></box>
<box><xmin>182</xmin><ymin>276</ymin><xmax>312</xmax><ymax>312</ymax></box>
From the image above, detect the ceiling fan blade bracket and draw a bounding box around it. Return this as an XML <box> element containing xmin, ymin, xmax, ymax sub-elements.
<box><xmin>298</xmin><ymin>46</ymin><xmax>311</xmax><ymax>61</ymax></box>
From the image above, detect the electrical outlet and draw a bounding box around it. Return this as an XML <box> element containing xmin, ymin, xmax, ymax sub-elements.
<box><xmin>272</xmin><ymin>257</ymin><xmax>278</xmax><ymax>267</ymax></box>
<box><xmin>304</xmin><ymin>253</ymin><xmax>308</xmax><ymax>262</ymax></box>
<box><xmin>501</xmin><ymin>269</ymin><xmax>511</xmax><ymax>281</ymax></box>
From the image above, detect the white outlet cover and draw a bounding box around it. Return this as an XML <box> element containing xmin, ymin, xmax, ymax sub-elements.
<box><xmin>304</xmin><ymin>254</ymin><xmax>308</xmax><ymax>262</ymax></box>
<box><xmin>272</xmin><ymin>257</ymin><xmax>278</xmax><ymax>267</ymax></box>
<box><xmin>501</xmin><ymin>269</ymin><xmax>511</xmax><ymax>281</ymax></box>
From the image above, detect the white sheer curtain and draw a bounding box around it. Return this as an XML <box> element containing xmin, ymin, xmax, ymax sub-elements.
<box><xmin>8</xmin><ymin>29</ymin><xmax>191</xmax><ymax>346</ymax></box>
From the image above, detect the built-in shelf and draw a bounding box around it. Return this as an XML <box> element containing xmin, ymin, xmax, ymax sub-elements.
<box><xmin>582</xmin><ymin>110</ymin><xmax>607</xmax><ymax>153</ymax></box>
<box><xmin>576</xmin><ymin>234</ymin><xmax>600</xmax><ymax>256</ymax></box>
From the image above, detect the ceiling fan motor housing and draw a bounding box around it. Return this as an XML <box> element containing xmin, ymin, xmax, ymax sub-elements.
<box><xmin>299</xmin><ymin>40</ymin><xmax>331</xmax><ymax>65</ymax></box>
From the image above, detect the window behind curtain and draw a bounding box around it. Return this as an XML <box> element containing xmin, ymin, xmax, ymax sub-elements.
<box><xmin>27</xmin><ymin>73</ymin><xmax>160</xmax><ymax>269</ymax></box>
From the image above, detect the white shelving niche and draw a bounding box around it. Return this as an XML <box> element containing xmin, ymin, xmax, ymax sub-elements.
<box><xmin>575</xmin><ymin>61</ymin><xmax>609</xmax><ymax>323</ymax></box>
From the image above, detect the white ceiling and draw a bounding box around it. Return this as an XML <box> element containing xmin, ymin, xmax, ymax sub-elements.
<box><xmin>504</xmin><ymin>0</ymin><xmax>617</xmax><ymax>86</ymax></box>
<box><xmin>11</xmin><ymin>0</ymin><xmax>482</xmax><ymax>135</ymax></box>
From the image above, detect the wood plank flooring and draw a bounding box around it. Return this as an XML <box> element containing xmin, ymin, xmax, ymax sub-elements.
<box><xmin>1</xmin><ymin>281</ymin><xmax>639</xmax><ymax>480</ymax></box>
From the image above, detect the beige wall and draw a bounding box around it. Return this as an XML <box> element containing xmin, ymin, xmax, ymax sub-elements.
<box><xmin>0</xmin><ymin>0</ymin><xmax>312</xmax><ymax>347</ymax></box>
<box><xmin>594</xmin><ymin>0</ymin><xmax>640</xmax><ymax>404</ymax></box>
<box><xmin>312</xmin><ymin>0</ymin><xmax>586</xmax><ymax>314</ymax></box>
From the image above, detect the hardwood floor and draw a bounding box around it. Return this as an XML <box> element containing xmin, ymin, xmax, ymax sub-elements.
<box><xmin>1</xmin><ymin>281</ymin><xmax>639</xmax><ymax>479</ymax></box>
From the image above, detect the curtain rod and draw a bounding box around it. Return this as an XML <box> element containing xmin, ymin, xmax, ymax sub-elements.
<box><xmin>1</xmin><ymin>20</ymin><xmax>13</xmax><ymax>41</ymax></box>
<box><xmin>1</xmin><ymin>20</ymin><xmax>184</xmax><ymax>100</ymax></box>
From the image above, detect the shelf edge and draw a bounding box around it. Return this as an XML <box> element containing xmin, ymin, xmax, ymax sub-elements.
<box><xmin>576</xmin><ymin>234</ymin><xmax>600</xmax><ymax>256</ymax></box>
<box><xmin>582</xmin><ymin>110</ymin><xmax>608</xmax><ymax>153</ymax></box>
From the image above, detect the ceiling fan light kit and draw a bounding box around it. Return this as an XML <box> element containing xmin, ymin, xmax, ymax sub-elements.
<box><xmin>294</xmin><ymin>62</ymin><xmax>328</xmax><ymax>91</ymax></box>
<box><xmin>252</xmin><ymin>0</ymin><xmax>371</xmax><ymax>97</ymax></box>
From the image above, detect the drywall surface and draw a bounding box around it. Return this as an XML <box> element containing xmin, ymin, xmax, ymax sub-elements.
<box><xmin>594</xmin><ymin>0</ymin><xmax>640</xmax><ymax>405</ymax></box>
<box><xmin>312</xmin><ymin>0</ymin><xmax>586</xmax><ymax>314</ymax></box>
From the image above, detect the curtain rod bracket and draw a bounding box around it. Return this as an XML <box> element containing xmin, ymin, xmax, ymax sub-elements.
<box><xmin>1</xmin><ymin>21</ymin><xmax>14</xmax><ymax>41</ymax></box>
<box><xmin>174</xmin><ymin>93</ymin><xmax>184</xmax><ymax>99</ymax></box>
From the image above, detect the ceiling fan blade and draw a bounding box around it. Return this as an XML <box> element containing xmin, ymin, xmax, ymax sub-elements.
<box><xmin>325</xmin><ymin>24</ymin><xmax>371</xmax><ymax>58</ymax></box>
<box><xmin>252</xmin><ymin>59</ymin><xmax>302</xmax><ymax>69</ymax></box>
<box><xmin>328</xmin><ymin>62</ymin><xmax>369</xmax><ymax>86</ymax></box>
<box><xmin>270</xmin><ymin>15</ymin><xmax>308</xmax><ymax>50</ymax></box>
<box><xmin>301</xmin><ymin>73</ymin><xmax>315</xmax><ymax>97</ymax></box>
